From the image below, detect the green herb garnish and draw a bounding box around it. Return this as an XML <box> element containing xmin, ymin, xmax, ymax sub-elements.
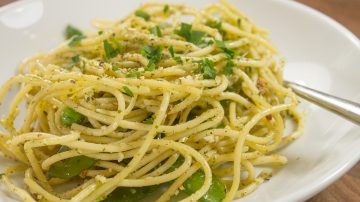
<box><xmin>168</xmin><ymin>46</ymin><xmax>175</xmax><ymax>58</ymax></box>
<box><xmin>71</xmin><ymin>55</ymin><xmax>80</xmax><ymax>63</ymax></box>
<box><xmin>68</xmin><ymin>35</ymin><xmax>85</xmax><ymax>47</ymax></box>
<box><xmin>168</xmin><ymin>46</ymin><xmax>183</xmax><ymax>64</ymax></box>
<box><xmin>126</xmin><ymin>71</ymin><xmax>142</xmax><ymax>78</ymax></box>
<box><xmin>112</xmin><ymin>64</ymin><xmax>120</xmax><ymax>71</ymax></box>
<box><xmin>64</xmin><ymin>55</ymin><xmax>81</xmax><ymax>70</ymax></box>
<box><xmin>224</xmin><ymin>60</ymin><xmax>234</xmax><ymax>76</ymax></box>
<box><xmin>103</xmin><ymin>38</ymin><xmax>123</xmax><ymax>59</ymax></box>
<box><xmin>215</xmin><ymin>40</ymin><xmax>234</xmax><ymax>59</ymax></box>
<box><xmin>149</xmin><ymin>26</ymin><xmax>162</xmax><ymax>37</ymax></box>
<box><xmin>237</xmin><ymin>18</ymin><xmax>242</xmax><ymax>27</ymax></box>
<box><xmin>64</xmin><ymin>25</ymin><xmax>83</xmax><ymax>39</ymax></box>
<box><xmin>197</xmin><ymin>58</ymin><xmax>216</xmax><ymax>79</ymax></box>
<box><xmin>163</xmin><ymin>4</ymin><xmax>169</xmax><ymax>13</ymax></box>
<box><xmin>145</xmin><ymin>63</ymin><xmax>156</xmax><ymax>71</ymax></box>
<box><xmin>135</xmin><ymin>10</ymin><xmax>150</xmax><ymax>21</ymax></box>
<box><xmin>141</xmin><ymin>45</ymin><xmax>162</xmax><ymax>71</ymax></box>
<box><xmin>122</xmin><ymin>86</ymin><xmax>134</xmax><ymax>97</ymax></box>
<box><xmin>175</xmin><ymin>23</ymin><xmax>206</xmax><ymax>45</ymax></box>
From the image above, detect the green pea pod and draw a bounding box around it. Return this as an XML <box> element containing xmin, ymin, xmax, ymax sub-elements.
<box><xmin>166</xmin><ymin>156</ymin><xmax>184</xmax><ymax>173</ymax></box>
<box><xmin>102</xmin><ymin>186</ymin><xmax>158</xmax><ymax>202</ymax></box>
<box><xmin>183</xmin><ymin>171</ymin><xmax>226</xmax><ymax>202</ymax></box>
<box><xmin>60</xmin><ymin>107</ymin><xmax>86</xmax><ymax>127</ymax></box>
<box><xmin>48</xmin><ymin>155</ymin><xmax>97</xmax><ymax>180</ymax></box>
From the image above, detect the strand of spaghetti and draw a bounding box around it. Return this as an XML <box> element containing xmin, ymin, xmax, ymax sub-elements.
<box><xmin>145</xmin><ymin>154</ymin><xmax>179</xmax><ymax>177</ymax></box>
<box><xmin>0</xmin><ymin>135</ymin><xmax>19</xmax><ymax>160</ymax></box>
<box><xmin>168</xmin><ymin>93</ymin><xmax>200</xmax><ymax>114</ymax></box>
<box><xmin>224</xmin><ymin>103</ymin><xmax>292</xmax><ymax>201</ymax></box>
<box><xmin>3</xmin><ymin>85</ymin><xmax>33</xmax><ymax>133</ymax></box>
<box><xmin>0</xmin><ymin>175</ymin><xmax>36</xmax><ymax>202</ymax></box>
<box><xmin>218</xmin><ymin>92</ymin><xmax>252</xmax><ymax>108</ymax></box>
<box><xmin>69</xmin><ymin>182</ymin><xmax>97</xmax><ymax>202</ymax></box>
<box><xmin>41</xmin><ymin>150</ymin><xmax>86</xmax><ymax>170</ymax></box>
<box><xmin>95</xmin><ymin>161</ymin><xmax>124</xmax><ymax>172</ymax></box>
<box><xmin>281</xmin><ymin>108</ymin><xmax>305</xmax><ymax>145</ymax></box>
<box><xmin>203</xmin><ymin>75</ymin><xmax>229</xmax><ymax>96</ymax></box>
<box><xmin>130</xmin><ymin>150</ymin><xmax>174</xmax><ymax>178</ymax></box>
<box><xmin>24</xmin><ymin>169</ymin><xmax>67</xmax><ymax>202</ymax></box>
<box><xmin>0</xmin><ymin>166</ymin><xmax>35</xmax><ymax>202</ymax></box>
<box><xmin>155</xmin><ymin>164</ymin><xmax>200</xmax><ymax>202</ymax></box>
<box><xmin>23</xmin><ymin>133</ymin><xmax>80</xmax><ymax>186</ymax></box>
<box><xmin>0</xmin><ymin>2</ymin><xmax>305</xmax><ymax>201</ymax></box>
<box><xmin>59</xmin><ymin>179</ymin><xmax>96</xmax><ymax>199</ymax></box>
<box><xmin>82</xmin><ymin>92</ymin><xmax>170</xmax><ymax>201</ymax></box>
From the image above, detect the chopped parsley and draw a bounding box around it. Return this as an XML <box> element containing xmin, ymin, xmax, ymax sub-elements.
<box><xmin>68</xmin><ymin>35</ymin><xmax>85</xmax><ymax>47</ymax></box>
<box><xmin>163</xmin><ymin>4</ymin><xmax>169</xmax><ymax>13</ymax></box>
<box><xmin>65</xmin><ymin>25</ymin><xmax>83</xmax><ymax>39</ymax></box>
<box><xmin>71</xmin><ymin>55</ymin><xmax>80</xmax><ymax>63</ymax></box>
<box><xmin>135</xmin><ymin>10</ymin><xmax>150</xmax><ymax>21</ymax></box>
<box><xmin>64</xmin><ymin>55</ymin><xmax>81</xmax><ymax>70</ymax></box>
<box><xmin>149</xmin><ymin>26</ymin><xmax>162</xmax><ymax>37</ymax></box>
<box><xmin>141</xmin><ymin>45</ymin><xmax>162</xmax><ymax>71</ymax></box>
<box><xmin>122</xmin><ymin>86</ymin><xmax>134</xmax><ymax>97</ymax></box>
<box><xmin>237</xmin><ymin>18</ymin><xmax>242</xmax><ymax>27</ymax></box>
<box><xmin>98</xmin><ymin>30</ymin><xmax>104</xmax><ymax>35</ymax></box>
<box><xmin>168</xmin><ymin>46</ymin><xmax>183</xmax><ymax>64</ymax></box>
<box><xmin>126</xmin><ymin>71</ymin><xmax>142</xmax><ymax>78</ymax></box>
<box><xmin>215</xmin><ymin>40</ymin><xmax>235</xmax><ymax>59</ymax></box>
<box><xmin>168</xmin><ymin>46</ymin><xmax>175</xmax><ymax>58</ymax></box>
<box><xmin>112</xmin><ymin>64</ymin><xmax>120</xmax><ymax>71</ymax></box>
<box><xmin>0</xmin><ymin>173</ymin><xmax>4</xmax><ymax>180</ymax></box>
<box><xmin>175</xmin><ymin>23</ymin><xmax>206</xmax><ymax>45</ymax></box>
<box><xmin>224</xmin><ymin>60</ymin><xmax>234</xmax><ymax>76</ymax></box>
<box><xmin>65</xmin><ymin>25</ymin><xmax>85</xmax><ymax>47</ymax></box>
<box><xmin>197</xmin><ymin>58</ymin><xmax>216</xmax><ymax>79</ymax></box>
<box><xmin>103</xmin><ymin>38</ymin><xmax>123</xmax><ymax>59</ymax></box>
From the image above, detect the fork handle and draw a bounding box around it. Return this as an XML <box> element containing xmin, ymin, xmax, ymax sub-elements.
<box><xmin>284</xmin><ymin>80</ymin><xmax>360</xmax><ymax>125</ymax></box>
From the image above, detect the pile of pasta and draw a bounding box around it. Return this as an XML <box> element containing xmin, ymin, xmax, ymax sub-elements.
<box><xmin>0</xmin><ymin>0</ymin><xmax>303</xmax><ymax>201</ymax></box>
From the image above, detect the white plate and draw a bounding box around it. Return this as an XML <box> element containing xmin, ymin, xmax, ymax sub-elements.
<box><xmin>0</xmin><ymin>0</ymin><xmax>359</xmax><ymax>201</ymax></box>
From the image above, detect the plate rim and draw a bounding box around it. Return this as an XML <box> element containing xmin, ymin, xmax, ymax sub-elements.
<box><xmin>0</xmin><ymin>0</ymin><xmax>359</xmax><ymax>202</ymax></box>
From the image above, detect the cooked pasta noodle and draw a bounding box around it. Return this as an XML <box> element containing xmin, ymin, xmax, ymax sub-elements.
<box><xmin>0</xmin><ymin>0</ymin><xmax>304</xmax><ymax>201</ymax></box>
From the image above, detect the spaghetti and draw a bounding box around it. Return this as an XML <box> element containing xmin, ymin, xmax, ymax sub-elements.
<box><xmin>0</xmin><ymin>0</ymin><xmax>304</xmax><ymax>201</ymax></box>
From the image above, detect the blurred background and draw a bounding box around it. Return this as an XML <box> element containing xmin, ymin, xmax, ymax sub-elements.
<box><xmin>0</xmin><ymin>0</ymin><xmax>359</xmax><ymax>201</ymax></box>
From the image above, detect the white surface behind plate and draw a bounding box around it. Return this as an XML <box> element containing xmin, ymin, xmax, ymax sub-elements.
<box><xmin>0</xmin><ymin>0</ymin><xmax>359</xmax><ymax>202</ymax></box>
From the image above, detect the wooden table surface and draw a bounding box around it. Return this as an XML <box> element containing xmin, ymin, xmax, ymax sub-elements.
<box><xmin>0</xmin><ymin>0</ymin><xmax>359</xmax><ymax>201</ymax></box>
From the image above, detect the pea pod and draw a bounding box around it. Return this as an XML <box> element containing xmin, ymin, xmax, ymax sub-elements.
<box><xmin>48</xmin><ymin>155</ymin><xmax>96</xmax><ymax>180</ymax></box>
<box><xmin>166</xmin><ymin>156</ymin><xmax>184</xmax><ymax>173</ymax></box>
<box><xmin>102</xmin><ymin>157</ymin><xmax>184</xmax><ymax>202</ymax></box>
<box><xmin>183</xmin><ymin>171</ymin><xmax>226</xmax><ymax>202</ymax></box>
<box><xmin>102</xmin><ymin>186</ymin><xmax>158</xmax><ymax>202</ymax></box>
<box><xmin>60</xmin><ymin>107</ymin><xmax>86</xmax><ymax>127</ymax></box>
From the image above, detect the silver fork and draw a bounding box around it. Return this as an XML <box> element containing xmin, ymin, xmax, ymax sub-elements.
<box><xmin>284</xmin><ymin>80</ymin><xmax>360</xmax><ymax>125</ymax></box>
